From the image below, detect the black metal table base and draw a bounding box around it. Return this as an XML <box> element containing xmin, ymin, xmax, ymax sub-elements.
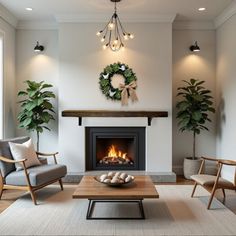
<box><xmin>86</xmin><ymin>199</ymin><xmax>145</xmax><ymax>220</ymax></box>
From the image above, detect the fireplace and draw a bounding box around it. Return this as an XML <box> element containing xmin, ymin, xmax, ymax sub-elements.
<box><xmin>86</xmin><ymin>127</ymin><xmax>145</xmax><ymax>170</ymax></box>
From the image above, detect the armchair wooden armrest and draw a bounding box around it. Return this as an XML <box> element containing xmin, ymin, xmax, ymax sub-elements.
<box><xmin>36</xmin><ymin>151</ymin><xmax>58</xmax><ymax>157</ymax></box>
<box><xmin>0</xmin><ymin>156</ymin><xmax>30</xmax><ymax>187</ymax></box>
<box><xmin>36</xmin><ymin>152</ymin><xmax>59</xmax><ymax>164</ymax></box>
<box><xmin>219</xmin><ymin>159</ymin><xmax>236</xmax><ymax>166</ymax></box>
<box><xmin>201</xmin><ymin>156</ymin><xmax>221</xmax><ymax>162</ymax></box>
<box><xmin>0</xmin><ymin>155</ymin><xmax>27</xmax><ymax>164</ymax></box>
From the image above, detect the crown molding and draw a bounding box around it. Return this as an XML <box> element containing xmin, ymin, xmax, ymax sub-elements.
<box><xmin>173</xmin><ymin>21</ymin><xmax>215</xmax><ymax>30</ymax></box>
<box><xmin>214</xmin><ymin>0</ymin><xmax>236</xmax><ymax>28</ymax></box>
<box><xmin>55</xmin><ymin>13</ymin><xmax>176</xmax><ymax>23</ymax></box>
<box><xmin>17</xmin><ymin>20</ymin><xmax>58</xmax><ymax>30</ymax></box>
<box><xmin>0</xmin><ymin>3</ymin><xmax>18</xmax><ymax>28</ymax></box>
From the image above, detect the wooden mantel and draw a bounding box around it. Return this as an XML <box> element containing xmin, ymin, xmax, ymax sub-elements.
<box><xmin>62</xmin><ymin>110</ymin><xmax>168</xmax><ymax>126</ymax></box>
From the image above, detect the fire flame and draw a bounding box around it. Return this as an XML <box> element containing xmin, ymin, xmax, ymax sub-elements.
<box><xmin>108</xmin><ymin>145</ymin><xmax>127</xmax><ymax>159</ymax></box>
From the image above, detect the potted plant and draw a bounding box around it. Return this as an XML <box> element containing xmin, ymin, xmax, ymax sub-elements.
<box><xmin>176</xmin><ymin>78</ymin><xmax>215</xmax><ymax>179</ymax></box>
<box><xmin>17</xmin><ymin>80</ymin><xmax>56</xmax><ymax>151</ymax></box>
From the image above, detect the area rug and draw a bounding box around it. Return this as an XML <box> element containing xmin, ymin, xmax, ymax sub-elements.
<box><xmin>0</xmin><ymin>185</ymin><xmax>236</xmax><ymax>236</ymax></box>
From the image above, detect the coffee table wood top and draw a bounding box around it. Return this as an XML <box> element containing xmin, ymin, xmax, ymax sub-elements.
<box><xmin>72</xmin><ymin>175</ymin><xmax>159</xmax><ymax>200</ymax></box>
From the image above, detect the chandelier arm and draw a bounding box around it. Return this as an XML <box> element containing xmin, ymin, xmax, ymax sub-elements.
<box><xmin>115</xmin><ymin>16</ymin><xmax>119</xmax><ymax>40</ymax></box>
<box><xmin>117</xmin><ymin>15</ymin><xmax>128</xmax><ymax>35</ymax></box>
<box><xmin>103</xmin><ymin>26</ymin><xmax>109</xmax><ymax>40</ymax></box>
<box><xmin>108</xmin><ymin>29</ymin><xmax>112</xmax><ymax>48</ymax></box>
<box><xmin>101</xmin><ymin>15</ymin><xmax>114</xmax><ymax>32</ymax></box>
<box><xmin>116</xmin><ymin>17</ymin><xmax>123</xmax><ymax>45</ymax></box>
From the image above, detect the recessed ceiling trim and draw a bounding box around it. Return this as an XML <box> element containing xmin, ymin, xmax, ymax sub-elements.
<box><xmin>173</xmin><ymin>21</ymin><xmax>215</xmax><ymax>30</ymax></box>
<box><xmin>0</xmin><ymin>3</ymin><xmax>18</xmax><ymax>28</ymax></box>
<box><xmin>17</xmin><ymin>20</ymin><xmax>58</xmax><ymax>30</ymax></box>
<box><xmin>214</xmin><ymin>0</ymin><xmax>236</xmax><ymax>28</ymax></box>
<box><xmin>55</xmin><ymin>13</ymin><xmax>177</xmax><ymax>23</ymax></box>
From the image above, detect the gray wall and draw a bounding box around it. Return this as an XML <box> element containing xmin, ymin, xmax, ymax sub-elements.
<box><xmin>15</xmin><ymin>30</ymin><xmax>59</xmax><ymax>152</ymax></box>
<box><xmin>172</xmin><ymin>29</ymin><xmax>216</xmax><ymax>174</ymax></box>
<box><xmin>216</xmin><ymin>14</ymin><xmax>236</xmax><ymax>182</ymax></box>
<box><xmin>0</xmin><ymin>18</ymin><xmax>15</xmax><ymax>138</ymax></box>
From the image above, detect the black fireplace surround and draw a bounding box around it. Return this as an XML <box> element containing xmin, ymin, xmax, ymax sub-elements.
<box><xmin>86</xmin><ymin>127</ymin><xmax>145</xmax><ymax>171</ymax></box>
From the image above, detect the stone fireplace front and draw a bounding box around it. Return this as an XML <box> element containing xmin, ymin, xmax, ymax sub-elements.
<box><xmin>85</xmin><ymin>127</ymin><xmax>145</xmax><ymax>171</ymax></box>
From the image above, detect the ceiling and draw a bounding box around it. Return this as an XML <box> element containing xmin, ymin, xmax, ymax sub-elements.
<box><xmin>0</xmin><ymin>0</ymin><xmax>233</xmax><ymax>22</ymax></box>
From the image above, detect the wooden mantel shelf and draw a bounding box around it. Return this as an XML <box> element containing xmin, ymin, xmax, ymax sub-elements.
<box><xmin>62</xmin><ymin>110</ymin><xmax>168</xmax><ymax>126</ymax></box>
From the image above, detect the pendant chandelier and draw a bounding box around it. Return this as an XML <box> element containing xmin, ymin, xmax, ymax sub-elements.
<box><xmin>96</xmin><ymin>0</ymin><xmax>134</xmax><ymax>52</ymax></box>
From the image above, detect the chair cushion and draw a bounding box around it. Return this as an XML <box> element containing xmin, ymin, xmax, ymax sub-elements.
<box><xmin>9</xmin><ymin>139</ymin><xmax>41</xmax><ymax>171</ymax></box>
<box><xmin>5</xmin><ymin>164</ymin><xmax>67</xmax><ymax>187</ymax></box>
<box><xmin>191</xmin><ymin>174</ymin><xmax>235</xmax><ymax>188</ymax></box>
<box><xmin>0</xmin><ymin>137</ymin><xmax>30</xmax><ymax>177</ymax></box>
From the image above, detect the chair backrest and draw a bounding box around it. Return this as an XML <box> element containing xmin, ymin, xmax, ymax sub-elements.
<box><xmin>0</xmin><ymin>136</ymin><xmax>30</xmax><ymax>177</ymax></box>
<box><xmin>221</xmin><ymin>164</ymin><xmax>236</xmax><ymax>186</ymax></box>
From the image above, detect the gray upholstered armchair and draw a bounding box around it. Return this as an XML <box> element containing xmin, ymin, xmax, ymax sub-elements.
<box><xmin>0</xmin><ymin>137</ymin><xmax>67</xmax><ymax>205</ymax></box>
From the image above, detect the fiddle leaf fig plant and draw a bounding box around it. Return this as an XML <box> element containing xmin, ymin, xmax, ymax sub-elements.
<box><xmin>176</xmin><ymin>78</ymin><xmax>215</xmax><ymax>160</ymax></box>
<box><xmin>17</xmin><ymin>80</ymin><xmax>56</xmax><ymax>151</ymax></box>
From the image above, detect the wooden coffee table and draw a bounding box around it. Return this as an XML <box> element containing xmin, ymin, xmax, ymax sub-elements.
<box><xmin>72</xmin><ymin>175</ymin><xmax>159</xmax><ymax>220</ymax></box>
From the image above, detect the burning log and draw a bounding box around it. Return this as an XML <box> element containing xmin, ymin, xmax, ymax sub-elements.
<box><xmin>99</xmin><ymin>145</ymin><xmax>134</xmax><ymax>165</ymax></box>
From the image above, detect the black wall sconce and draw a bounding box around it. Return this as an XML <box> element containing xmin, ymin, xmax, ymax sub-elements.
<box><xmin>189</xmin><ymin>41</ymin><xmax>200</xmax><ymax>52</ymax></box>
<box><xmin>34</xmin><ymin>41</ymin><xmax>44</xmax><ymax>52</ymax></box>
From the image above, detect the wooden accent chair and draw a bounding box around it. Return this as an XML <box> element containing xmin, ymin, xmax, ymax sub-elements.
<box><xmin>0</xmin><ymin>137</ymin><xmax>67</xmax><ymax>205</ymax></box>
<box><xmin>191</xmin><ymin>156</ymin><xmax>236</xmax><ymax>209</ymax></box>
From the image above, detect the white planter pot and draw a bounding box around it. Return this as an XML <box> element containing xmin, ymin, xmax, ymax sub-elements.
<box><xmin>183</xmin><ymin>157</ymin><xmax>202</xmax><ymax>180</ymax></box>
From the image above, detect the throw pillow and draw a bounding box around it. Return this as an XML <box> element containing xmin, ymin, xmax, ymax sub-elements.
<box><xmin>9</xmin><ymin>139</ymin><xmax>41</xmax><ymax>171</ymax></box>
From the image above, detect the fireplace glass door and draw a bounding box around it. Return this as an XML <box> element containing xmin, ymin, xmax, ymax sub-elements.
<box><xmin>86</xmin><ymin>127</ymin><xmax>145</xmax><ymax>171</ymax></box>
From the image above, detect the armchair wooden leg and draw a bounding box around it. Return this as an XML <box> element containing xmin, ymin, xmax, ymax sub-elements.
<box><xmin>29</xmin><ymin>189</ymin><xmax>37</xmax><ymax>205</ymax></box>
<box><xmin>191</xmin><ymin>182</ymin><xmax>198</xmax><ymax>198</ymax></box>
<box><xmin>207</xmin><ymin>187</ymin><xmax>217</xmax><ymax>210</ymax></box>
<box><xmin>59</xmin><ymin>179</ymin><xmax>64</xmax><ymax>191</ymax></box>
<box><xmin>0</xmin><ymin>172</ymin><xmax>3</xmax><ymax>200</ymax></box>
<box><xmin>222</xmin><ymin>188</ymin><xmax>226</xmax><ymax>199</ymax></box>
<box><xmin>0</xmin><ymin>184</ymin><xmax>3</xmax><ymax>200</ymax></box>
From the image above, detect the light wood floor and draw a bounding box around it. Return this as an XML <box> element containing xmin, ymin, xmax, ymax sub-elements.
<box><xmin>0</xmin><ymin>176</ymin><xmax>236</xmax><ymax>214</ymax></box>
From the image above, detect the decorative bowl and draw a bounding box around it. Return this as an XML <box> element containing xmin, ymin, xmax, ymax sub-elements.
<box><xmin>94</xmin><ymin>175</ymin><xmax>135</xmax><ymax>187</ymax></box>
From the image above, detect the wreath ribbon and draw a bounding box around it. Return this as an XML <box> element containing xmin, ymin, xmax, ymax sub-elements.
<box><xmin>119</xmin><ymin>81</ymin><xmax>138</xmax><ymax>106</ymax></box>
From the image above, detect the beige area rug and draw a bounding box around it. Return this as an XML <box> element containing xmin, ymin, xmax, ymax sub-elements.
<box><xmin>0</xmin><ymin>185</ymin><xmax>236</xmax><ymax>236</ymax></box>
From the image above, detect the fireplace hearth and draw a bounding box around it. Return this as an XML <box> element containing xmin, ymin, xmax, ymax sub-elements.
<box><xmin>86</xmin><ymin>127</ymin><xmax>145</xmax><ymax>171</ymax></box>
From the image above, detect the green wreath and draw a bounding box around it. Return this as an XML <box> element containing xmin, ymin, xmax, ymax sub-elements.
<box><xmin>99</xmin><ymin>62</ymin><xmax>137</xmax><ymax>101</ymax></box>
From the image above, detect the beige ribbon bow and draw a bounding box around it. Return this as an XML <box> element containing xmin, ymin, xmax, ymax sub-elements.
<box><xmin>119</xmin><ymin>81</ymin><xmax>138</xmax><ymax>106</ymax></box>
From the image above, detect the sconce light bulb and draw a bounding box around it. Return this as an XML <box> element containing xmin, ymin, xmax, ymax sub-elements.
<box><xmin>101</xmin><ymin>37</ymin><xmax>105</xmax><ymax>43</ymax></box>
<box><xmin>102</xmin><ymin>44</ymin><xmax>107</xmax><ymax>50</ymax></box>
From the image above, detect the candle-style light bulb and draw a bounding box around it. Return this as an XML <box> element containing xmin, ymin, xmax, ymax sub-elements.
<box><xmin>96</xmin><ymin>31</ymin><xmax>102</xmax><ymax>36</ymax></box>
<box><xmin>101</xmin><ymin>37</ymin><xmax>105</xmax><ymax>43</ymax></box>
<box><xmin>108</xmin><ymin>22</ymin><xmax>114</xmax><ymax>30</ymax></box>
<box><xmin>124</xmin><ymin>34</ymin><xmax>129</xmax><ymax>40</ymax></box>
<box><xmin>129</xmin><ymin>34</ymin><xmax>134</xmax><ymax>39</ymax></box>
<box><xmin>114</xmin><ymin>39</ymin><xmax>118</xmax><ymax>45</ymax></box>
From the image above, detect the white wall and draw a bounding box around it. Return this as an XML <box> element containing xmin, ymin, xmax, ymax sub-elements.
<box><xmin>59</xmin><ymin>23</ymin><xmax>173</xmax><ymax>174</ymax></box>
<box><xmin>216</xmin><ymin>14</ymin><xmax>236</xmax><ymax>182</ymax></box>
<box><xmin>15</xmin><ymin>30</ymin><xmax>59</xmax><ymax>152</ymax></box>
<box><xmin>173</xmin><ymin>29</ymin><xmax>216</xmax><ymax>174</ymax></box>
<box><xmin>0</xmin><ymin>18</ymin><xmax>15</xmax><ymax>138</ymax></box>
